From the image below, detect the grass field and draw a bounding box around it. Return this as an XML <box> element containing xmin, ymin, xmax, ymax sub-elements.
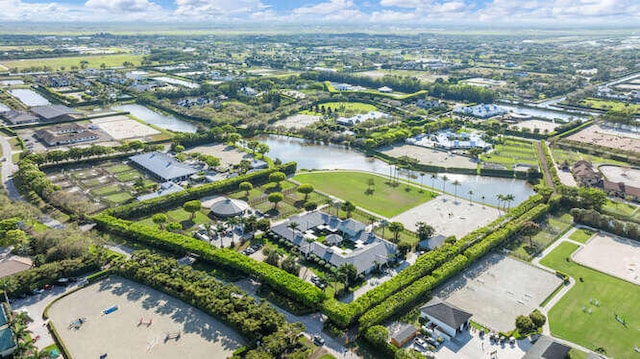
<box><xmin>580</xmin><ymin>98</ymin><xmax>640</xmax><ymax>114</ymax></box>
<box><xmin>292</xmin><ymin>171</ymin><xmax>437</xmax><ymax>218</ymax></box>
<box><xmin>115</xmin><ymin>170</ymin><xmax>143</xmax><ymax>182</ymax></box>
<box><xmin>90</xmin><ymin>184</ymin><xmax>121</xmax><ymax>196</ymax></box>
<box><xmin>569</xmin><ymin>228</ymin><xmax>595</xmax><ymax>243</ymax></box>
<box><xmin>506</xmin><ymin>212</ymin><xmax>574</xmax><ymax>260</ymax></box>
<box><xmin>103</xmin><ymin>192</ymin><xmax>133</xmax><ymax>204</ymax></box>
<box><xmin>481</xmin><ymin>139</ymin><xmax>537</xmax><ymax>168</ymax></box>
<box><xmin>105</xmin><ymin>163</ymin><xmax>134</xmax><ymax>174</ymax></box>
<box><xmin>0</xmin><ymin>54</ymin><xmax>142</xmax><ymax>71</ymax></box>
<box><xmin>541</xmin><ymin>242</ymin><xmax>640</xmax><ymax>358</ymax></box>
<box><xmin>551</xmin><ymin>147</ymin><xmax>630</xmax><ymax>167</ymax></box>
<box><xmin>601</xmin><ymin>200</ymin><xmax>640</xmax><ymax>221</ymax></box>
<box><xmin>320</xmin><ymin>101</ymin><xmax>377</xmax><ymax>116</ymax></box>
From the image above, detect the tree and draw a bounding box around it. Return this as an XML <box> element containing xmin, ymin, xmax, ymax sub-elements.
<box><xmin>341</xmin><ymin>201</ymin><xmax>356</xmax><ymax>218</ymax></box>
<box><xmin>442</xmin><ymin>175</ymin><xmax>449</xmax><ymax>194</ymax></box>
<box><xmin>269</xmin><ymin>171</ymin><xmax>286</xmax><ymax>187</ymax></box>
<box><xmin>337</xmin><ymin>263</ymin><xmax>358</xmax><ymax>288</ymax></box>
<box><xmin>287</xmin><ymin>221</ymin><xmax>299</xmax><ymax>238</ymax></box>
<box><xmin>166</xmin><ymin>222</ymin><xmax>182</xmax><ymax>232</ymax></box>
<box><xmin>174</xmin><ymin>145</ymin><xmax>185</xmax><ymax>153</ymax></box>
<box><xmin>415</xmin><ymin>221</ymin><xmax>435</xmax><ymax>241</ymax></box>
<box><xmin>281</xmin><ymin>256</ymin><xmax>300</xmax><ymax>276</ymax></box>
<box><xmin>520</xmin><ymin>220</ymin><xmax>541</xmax><ymax>247</ymax></box>
<box><xmin>496</xmin><ymin>194</ymin><xmax>505</xmax><ymax>210</ymax></box>
<box><xmin>151</xmin><ymin>213</ymin><xmax>168</xmax><ymax>229</ymax></box>
<box><xmin>468</xmin><ymin>190</ymin><xmax>474</xmax><ymax>204</ymax></box>
<box><xmin>529</xmin><ymin>310</ymin><xmax>546</xmax><ymax>328</ymax></box>
<box><xmin>265</xmin><ymin>250</ymin><xmax>281</xmax><ymax>267</ymax></box>
<box><xmin>504</xmin><ymin>194</ymin><xmax>515</xmax><ymax>210</ymax></box>
<box><xmin>227</xmin><ymin>133</ymin><xmax>241</xmax><ymax>145</ymax></box>
<box><xmin>239</xmin><ymin>181</ymin><xmax>253</xmax><ymax>196</ymax></box>
<box><xmin>268</xmin><ymin>192</ymin><xmax>284</xmax><ymax>209</ymax></box>
<box><xmin>256</xmin><ymin>143</ymin><xmax>270</xmax><ymax>158</ymax></box>
<box><xmin>183</xmin><ymin>200</ymin><xmax>202</xmax><ymax>221</ymax></box>
<box><xmin>419</xmin><ymin>172</ymin><xmax>426</xmax><ymax>187</ymax></box>
<box><xmin>297</xmin><ymin>183</ymin><xmax>314</xmax><ymax>201</ymax></box>
<box><xmin>379</xmin><ymin>219</ymin><xmax>389</xmax><ymax>239</ymax></box>
<box><xmin>367</xmin><ymin>178</ymin><xmax>376</xmax><ymax>192</ymax></box>
<box><xmin>388</xmin><ymin>221</ymin><xmax>404</xmax><ymax>243</ymax></box>
<box><xmin>515</xmin><ymin>315</ymin><xmax>536</xmax><ymax>334</ymax></box>
<box><xmin>452</xmin><ymin>180</ymin><xmax>461</xmax><ymax>200</ymax></box>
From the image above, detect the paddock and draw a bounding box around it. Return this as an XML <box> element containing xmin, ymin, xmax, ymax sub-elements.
<box><xmin>573</xmin><ymin>232</ymin><xmax>640</xmax><ymax>285</ymax></box>
<box><xmin>47</xmin><ymin>277</ymin><xmax>245</xmax><ymax>359</ymax></box>
<box><xmin>91</xmin><ymin>115</ymin><xmax>160</xmax><ymax>140</ymax></box>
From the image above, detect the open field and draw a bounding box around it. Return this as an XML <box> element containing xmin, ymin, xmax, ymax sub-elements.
<box><xmin>354</xmin><ymin>69</ymin><xmax>448</xmax><ymax>83</ymax></box>
<box><xmin>573</xmin><ymin>232</ymin><xmax>640</xmax><ymax>285</ymax></box>
<box><xmin>292</xmin><ymin>171</ymin><xmax>437</xmax><ymax>218</ymax></box>
<box><xmin>390</xmin><ymin>194</ymin><xmax>501</xmax><ymax>239</ymax></box>
<box><xmin>566</xmin><ymin>124</ymin><xmax>640</xmax><ymax>153</ymax></box>
<box><xmin>92</xmin><ymin>115</ymin><xmax>161</xmax><ymax>140</ymax></box>
<box><xmin>580</xmin><ymin>98</ymin><xmax>640</xmax><ymax>114</ymax></box>
<box><xmin>515</xmin><ymin>119</ymin><xmax>559</xmax><ymax>133</ymax></box>
<box><xmin>186</xmin><ymin>144</ymin><xmax>251</xmax><ymax>167</ymax></box>
<box><xmin>506</xmin><ymin>212</ymin><xmax>574</xmax><ymax>261</ymax></box>
<box><xmin>541</xmin><ymin>242</ymin><xmax>640</xmax><ymax>358</ymax></box>
<box><xmin>550</xmin><ymin>147</ymin><xmax>630</xmax><ymax>167</ymax></box>
<box><xmin>47</xmin><ymin>277</ymin><xmax>245</xmax><ymax>359</ymax></box>
<box><xmin>378</xmin><ymin>144</ymin><xmax>478</xmax><ymax>169</ymax></box>
<box><xmin>438</xmin><ymin>254</ymin><xmax>562</xmax><ymax>332</ymax></box>
<box><xmin>272</xmin><ymin>114</ymin><xmax>322</xmax><ymax>130</ymax></box>
<box><xmin>568</xmin><ymin>228</ymin><xmax>595</xmax><ymax>244</ymax></box>
<box><xmin>0</xmin><ymin>54</ymin><xmax>143</xmax><ymax>71</ymax></box>
<box><xmin>321</xmin><ymin>101</ymin><xmax>377</xmax><ymax>115</ymax></box>
<box><xmin>481</xmin><ymin>139</ymin><xmax>538</xmax><ymax>168</ymax></box>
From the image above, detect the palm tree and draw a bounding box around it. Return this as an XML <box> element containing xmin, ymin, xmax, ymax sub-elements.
<box><xmin>481</xmin><ymin>195</ymin><xmax>486</xmax><ymax>206</ymax></box>
<box><xmin>287</xmin><ymin>221</ymin><xmax>300</xmax><ymax>239</ymax></box>
<box><xmin>419</xmin><ymin>172</ymin><xmax>426</xmax><ymax>187</ymax></box>
<box><xmin>496</xmin><ymin>194</ymin><xmax>504</xmax><ymax>210</ymax></box>
<box><xmin>452</xmin><ymin>180</ymin><xmax>461</xmax><ymax>200</ymax></box>
<box><xmin>505</xmin><ymin>194</ymin><xmax>515</xmax><ymax>210</ymax></box>
<box><xmin>442</xmin><ymin>175</ymin><xmax>449</xmax><ymax>195</ymax></box>
<box><xmin>431</xmin><ymin>173</ymin><xmax>437</xmax><ymax>189</ymax></box>
<box><xmin>468</xmin><ymin>190</ymin><xmax>474</xmax><ymax>204</ymax></box>
<box><xmin>341</xmin><ymin>201</ymin><xmax>356</xmax><ymax>218</ymax></box>
<box><xmin>379</xmin><ymin>219</ymin><xmax>389</xmax><ymax>239</ymax></box>
<box><xmin>388</xmin><ymin>221</ymin><xmax>404</xmax><ymax>243</ymax></box>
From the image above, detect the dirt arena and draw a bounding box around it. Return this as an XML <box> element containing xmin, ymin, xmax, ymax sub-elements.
<box><xmin>573</xmin><ymin>232</ymin><xmax>640</xmax><ymax>285</ymax></box>
<box><xmin>566</xmin><ymin>124</ymin><xmax>640</xmax><ymax>153</ymax></box>
<box><xmin>47</xmin><ymin>277</ymin><xmax>245</xmax><ymax>359</ymax></box>
<box><xmin>272</xmin><ymin>114</ymin><xmax>322</xmax><ymax>130</ymax></box>
<box><xmin>92</xmin><ymin>115</ymin><xmax>160</xmax><ymax>140</ymax></box>
<box><xmin>186</xmin><ymin>144</ymin><xmax>251</xmax><ymax>166</ymax></box>
<box><xmin>379</xmin><ymin>144</ymin><xmax>478</xmax><ymax>169</ymax></box>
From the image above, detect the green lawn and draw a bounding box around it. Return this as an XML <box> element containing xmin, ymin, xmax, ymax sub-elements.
<box><xmin>551</xmin><ymin>147</ymin><xmax>630</xmax><ymax>167</ymax></box>
<box><xmin>602</xmin><ymin>200</ymin><xmax>640</xmax><ymax>221</ymax></box>
<box><xmin>103</xmin><ymin>192</ymin><xmax>133</xmax><ymax>204</ymax></box>
<box><xmin>321</xmin><ymin>101</ymin><xmax>377</xmax><ymax>116</ymax></box>
<box><xmin>481</xmin><ymin>139</ymin><xmax>538</xmax><ymax>168</ymax></box>
<box><xmin>580</xmin><ymin>98</ymin><xmax>640</xmax><ymax>114</ymax></box>
<box><xmin>0</xmin><ymin>54</ymin><xmax>143</xmax><ymax>71</ymax></box>
<box><xmin>293</xmin><ymin>171</ymin><xmax>437</xmax><ymax>218</ymax></box>
<box><xmin>541</xmin><ymin>242</ymin><xmax>640</xmax><ymax>358</ymax></box>
<box><xmin>105</xmin><ymin>163</ymin><xmax>134</xmax><ymax>174</ymax></box>
<box><xmin>569</xmin><ymin>228</ymin><xmax>595</xmax><ymax>244</ymax></box>
<box><xmin>115</xmin><ymin>170</ymin><xmax>143</xmax><ymax>182</ymax></box>
<box><xmin>80</xmin><ymin>178</ymin><xmax>102</xmax><ymax>188</ymax></box>
<box><xmin>90</xmin><ymin>184</ymin><xmax>120</xmax><ymax>196</ymax></box>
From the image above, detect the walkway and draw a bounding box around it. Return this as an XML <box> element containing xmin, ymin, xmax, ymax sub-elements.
<box><xmin>535</xmin><ymin>141</ymin><xmax>555</xmax><ymax>190</ymax></box>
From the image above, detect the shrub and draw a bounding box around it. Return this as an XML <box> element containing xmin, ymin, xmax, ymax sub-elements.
<box><xmin>515</xmin><ymin>315</ymin><xmax>536</xmax><ymax>335</ymax></box>
<box><xmin>529</xmin><ymin>309</ymin><xmax>547</xmax><ymax>328</ymax></box>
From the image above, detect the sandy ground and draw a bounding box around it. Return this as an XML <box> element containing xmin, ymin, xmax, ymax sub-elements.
<box><xmin>614</xmin><ymin>84</ymin><xmax>640</xmax><ymax>90</ymax></box>
<box><xmin>567</xmin><ymin>124</ymin><xmax>640</xmax><ymax>153</ymax></box>
<box><xmin>272</xmin><ymin>114</ymin><xmax>322</xmax><ymax>130</ymax></box>
<box><xmin>437</xmin><ymin>254</ymin><xmax>562</xmax><ymax>332</ymax></box>
<box><xmin>92</xmin><ymin>115</ymin><xmax>160</xmax><ymax>140</ymax></box>
<box><xmin>599</xmin><ymin>165</ymin><xmax>640</xmax><ymax>184</ymax></box>
<box><xmin>391</xmin><ymin>194</ymin><xmax>501</xmax><ymax>239</ymax></box>
<box><xmin>379</xmin><ymin>144</ymin><xmax>478</xmax><ymax>169</ymax></box>
<box><xmin>515</xmin><ymin>119</ymin><xmax>559</xmax><ymax>133</ymax></box>
<box><xmin>573</xmin><ymin>233</ymin><xmax>640</xmax><ymax>285</ymax></box>
<box><xmin>186</xmin><ymin>143</ymin><xmax>251</xmax><ymax>166</ymax></box>
<box><xmin>47</xmin><ymin>277</ymin><xmax>245</xmax><ymax>359</ymax></box>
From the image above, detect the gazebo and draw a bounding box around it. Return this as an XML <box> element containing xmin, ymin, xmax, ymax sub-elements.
<box><xmin>208</xmin><ymin>198</ymin><xmax>249</xmax><ymax>219</ymax></box>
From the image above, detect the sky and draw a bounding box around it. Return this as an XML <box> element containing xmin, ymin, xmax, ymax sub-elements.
<box><xmin>1</xmin><ymin>0</ymin><xmax>639</xmax><ymax>25</ymax></box>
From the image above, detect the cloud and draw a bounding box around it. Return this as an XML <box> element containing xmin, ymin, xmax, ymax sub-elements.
<box><xmin>85</xmin><ymin>0</ymin><xmax>161</xmax><ymax>13</ymax></box>
<box><xmin>174</xmin><ymin>0</ymin><xmax>269</xmax><ymax>18</ymax></box>
<box><xmin>0</xmin><ymin>0</ymin><xmax>67</xmax><ymax>21</ymax></box>
<box><xmin>379</xmin><ymin>0</ymin><xmax>432</xmax><ymax>8</ymax></box>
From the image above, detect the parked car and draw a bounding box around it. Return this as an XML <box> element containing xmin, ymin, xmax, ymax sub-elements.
<box><xmin>312</xmin><ymin>335</ymin><xmax>325</xmax><ymax>346</ymax></box>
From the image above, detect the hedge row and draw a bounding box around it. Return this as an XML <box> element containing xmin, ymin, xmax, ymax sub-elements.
<box><xmin>323</xmin><ymin>194</ymin><xmax>547</xmax><ymax>327</ymax></box>
<box><xmin>358</xmin><ymin>203</ymin><xmax>550</xmax><ymax>329</ymax></box>
<box><xmin>92</xmin><ymin>214</ymin><xmax>326</xmax><ymax>307</ymax></box>
<box><xmin>107</xmin><ymin>162</ymin><xmax>297</xmax><ymax>218</ymax></box>
<box><xmin>541</xmin><ymin>141</ymin><xmax>562</xmax><ymax>187</ymax></box>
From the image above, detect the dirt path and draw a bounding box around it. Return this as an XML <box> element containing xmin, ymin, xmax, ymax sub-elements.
<box><xmin>536</xmin><ymin>141</ymin><xmax>555</xmax><ymax>189</ymax></box>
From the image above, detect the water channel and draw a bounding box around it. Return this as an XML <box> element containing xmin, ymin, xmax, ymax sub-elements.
<box><xmin>256</xmin><ymin>134</ymin><xmax>535</xmax><ymax>207</ymax></box>
<box><xmin>112</xmin><ymin>104</ymin><xmax>198</xmax><ymax>133</ymax></box>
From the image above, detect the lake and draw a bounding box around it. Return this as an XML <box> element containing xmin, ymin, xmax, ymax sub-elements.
<box><xmin>9</xmin><ymin>89</ymin><xmax>50</xmax><ymax>107</ymax></box>
<box><xmin>499</xmin><ymin>104</ymin><xmax>588</xmax><ymax>121</ymax></box>
<box><xmin>112</xmin><ymin>104</ymin><xmax>198</xmax><ymax>133</ymax></box>
<box><xmin>256</xmin><ymin>134</ymin><xmax>535</xmax><ymax>206</ymax></box>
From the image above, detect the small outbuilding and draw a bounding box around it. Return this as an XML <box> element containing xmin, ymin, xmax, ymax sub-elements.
<box><xmin>389</xmin><ymin>323</ymin><xmax>417</xmax><ymax>348</ymax></box>
<box><xmin>420</xmin><ymin>298</ymin><xmax>472</xmax><ymax>338</ymax></box>
<box><xmin>208</xmin><ymin>198</ymin><xmax>249</xmax><ymax>219</ymax></box>
<box><xmin>522</xmin><ymin>335</ymin><xmax>572</xmax><ymax>359</ymax></box>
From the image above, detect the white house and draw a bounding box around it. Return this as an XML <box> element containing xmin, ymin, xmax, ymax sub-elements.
<box><xmin>420</xmin><ymin>299</ymin><xmax>472</xmax><ymax>338</ymax></box>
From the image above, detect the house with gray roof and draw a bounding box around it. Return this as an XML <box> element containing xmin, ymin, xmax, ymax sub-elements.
<box><xmin>1</xmin><ymin>111</ymin><xmax>38</xmax><ymax>125</ymax></box>
<box><xmin>271</xmin><ymin>211</ymin><xmax>396</xmax><ymax>275</ymax></box>
<box><xmin>420</xmin><ymin>298</ymin><xmax>472</xmax><ymax>339</ymax></box>
<box><xmin>130</xmin><ymin>152</ymin><xmax>198</xmax><ymax>182</ymax></box>
<box><xmin>31</xmin><ymin>105</ymin><xmax>81</xmax><ymax>122</ymax></box>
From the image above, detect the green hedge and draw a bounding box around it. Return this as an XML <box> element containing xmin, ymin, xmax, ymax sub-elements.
<box><xmin>107</xmin><ymin>162</ymin><xmax>297</xmax><ymax>218</ymax></box>
<box><xmin>92</xmin><ymin>214</ymin><xmax>326</xmax><ymax>307</ymax></box>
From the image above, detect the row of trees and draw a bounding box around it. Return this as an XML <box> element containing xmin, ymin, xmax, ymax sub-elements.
<box><xmin>24</xmin><ymin>141</ymin><xmax>162</xmax><ymax>165</ymax></box>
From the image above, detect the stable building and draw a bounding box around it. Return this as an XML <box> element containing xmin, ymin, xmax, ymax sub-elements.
<box><xmin>129</xmin><ymin>152</ymin><xmax>198</xmax><ymax>183</ymax></box>
<box><xmin>420</xmin><ymin>299</ymin><xmax>472</xmax><ymax>339</ymax></box>
<box><xmin>1</xmin><ymin>111</ymin><xmax>38</xmax><ymax>125</ymax></box>
<box><xmin>31</xmin><ymin>105</ymin><xmax>81</xmax><ymax>123</ymax></box>
<box><xmin>35</xmin><ymin>124</ymin><xmax>98</xmax><ymax>147</ymax></box>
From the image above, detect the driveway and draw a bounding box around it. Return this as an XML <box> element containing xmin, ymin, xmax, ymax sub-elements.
<box><xmin>0</xmin><ymin>134</ymin><xmax>22</xmax><ymax>201</ymax></box>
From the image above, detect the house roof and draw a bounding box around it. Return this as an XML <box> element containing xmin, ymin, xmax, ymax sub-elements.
<box><xmin>130</xmin><ymin>152</ymin><xmax>198</xmax><ymax>181</ymax></box>
<box><xmin>209</xmin><ymin>198</ymin><xmax>249</xmax><ymax>217</ymax></box>
<box><xmin>2</xmin><ymin>111</ymin><xmax>38</xmax><ymax>125</ymax></box>
<box><xmin>31</xmin><ymin>105</ymin><xmax>80</xmax><ymax>120</ymax></box>
<box><xmin>420</xmin><ymin>299</ymin><xmax>472</xmax><ymax>329</ymax></box>
<box><xmin>137</xmin><ymin>182</ymin><xmax>184</xmax><ymax>201</ymax></box>
<box><xmin>522</xmin><ymin>335</ymin><xmax>571</xmax><ymax>359</ymax></box>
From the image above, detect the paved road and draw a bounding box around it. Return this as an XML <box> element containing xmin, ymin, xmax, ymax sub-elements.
<box><xmin>0</xmin><ymin>134</ymin><xmax>23</xmax><ymax>201</ymax></box>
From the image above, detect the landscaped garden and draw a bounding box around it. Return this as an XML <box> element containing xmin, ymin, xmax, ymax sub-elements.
<box><xmin>541</xmin><ymin>241</ymin><xmax>640</xmax><ymax>358</ymax></box>
<box><xmin>506</xmin><ymin>212</ymin><xmax>574</xmax><ymax>260</ymax></box>
<box><xmin>292</xmin><ymin>171</ymin><xmax>437</xmax><ymax>218</ymax></box>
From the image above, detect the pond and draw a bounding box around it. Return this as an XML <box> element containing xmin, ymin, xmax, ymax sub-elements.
<box><xmin>0</xmin><ymin>103</ymin><xmax>10</xmax><ymax>112</ymax></box>
<box><xmin>111</xmin><ymin>104</ymin><xmax>198</xmax><ymax>133</ymax></box>
<box><xmin>499</xmin><ymin>104</ymin><xmax>587</xmax><ymax>122</ymax></box>
<box><xmin>9</xmin><ymin>89</ymin><xmax>50</xmax><ymax>107</ymax></box>
<box><xmin>256</xmin><ymin>134</ymin><xmax>535</xmax><ymax>207</ymax></box>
